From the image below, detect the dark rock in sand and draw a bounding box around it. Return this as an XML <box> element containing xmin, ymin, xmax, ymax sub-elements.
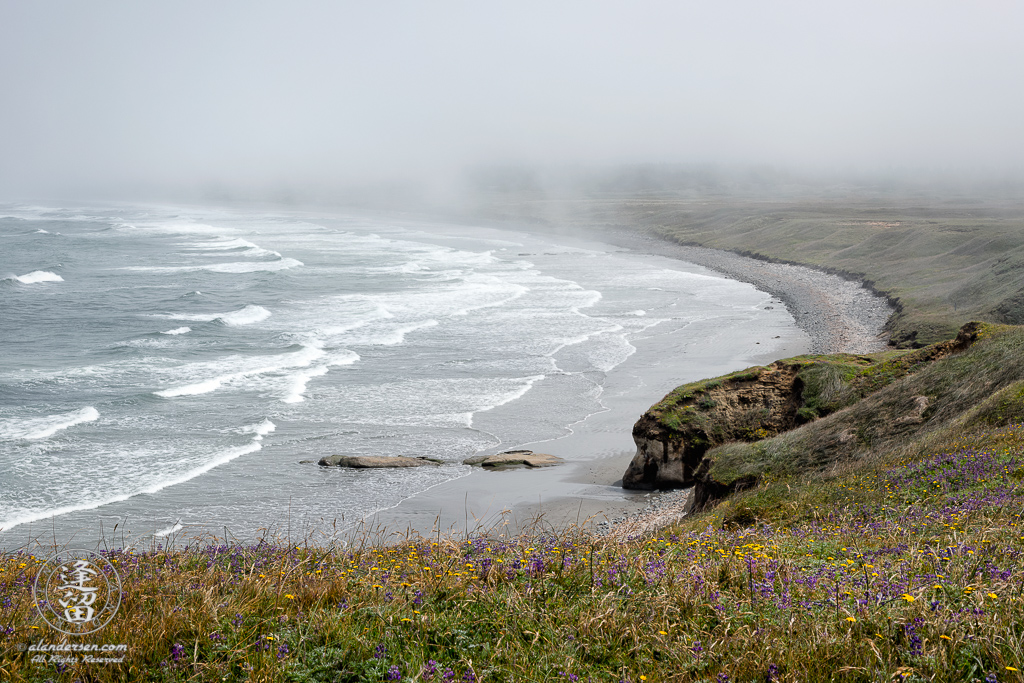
<box><xmin>318</xmin><ymin>455</ymin><xmax>442</xmax><ymax>468</ymax></box>
<box><xmin>463</xmin><ymin>450</ymin><xmax>563</xmax><ymax>469</ymax></box>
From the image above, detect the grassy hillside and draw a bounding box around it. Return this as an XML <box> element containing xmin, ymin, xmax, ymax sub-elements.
<box><xmin>4</xmin><ymin>425</ymin><xmax>1024</xmax><ymax>681</ymax></box>
<box><xmin>620</xmin><ymin>199</ymin><xmax>1024</xmax><ymax>347</ymax></box>
<box><xmin>696</xmin><ymin>324</ymin><xmax>1024</xmax><ymax>503</ymax></box>
<box><xmin>3</xmin><ymin>327</ymin><xmax>1024</xmax><ymax>681</ymax></box>
<box><xmin>469</xmin><ymin>192</ymin><xmax>1024</xmax><ymax>347</ymax></box>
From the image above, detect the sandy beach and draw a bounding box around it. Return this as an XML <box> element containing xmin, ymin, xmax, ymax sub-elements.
<box><xmin>366</xmin><ymin>230</ymin><xmax>893</xmax><ymax>541</ymax></box>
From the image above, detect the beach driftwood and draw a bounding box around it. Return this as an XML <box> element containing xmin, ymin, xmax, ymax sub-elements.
<box><xmin>463</xmin><ymin>450</ymin><xmax>563</xmax><ymax>469</ymax></box>
<box><xmin>317</xmin><ymin>455</ymin><xmax>442</xmax><ymax>468</ymax></box>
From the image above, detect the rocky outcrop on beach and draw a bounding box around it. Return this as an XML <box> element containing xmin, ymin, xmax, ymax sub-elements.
<box><xmin>318</xmin><ymin>455</ymin><xmax>442</xmax><ymax>468</ymax></box>
<box><xmin>463</xmin><ymin>450</ymin><xmax>563</xmax><ymax>469</ymax></box>
<box><xmin>623</xmin><ymin>323</ymin><xmax>985</xmax><ymax>508</ymax></box>
<box><xmin>622</xmin><ymin>361</ymin><xmax>805</xmax><ymax>491</ymax></box>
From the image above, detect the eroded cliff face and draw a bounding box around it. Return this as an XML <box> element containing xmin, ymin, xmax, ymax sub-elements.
<box><xmin>622</xmin><ymin>361</ymin><xmax>805</xmax><ymax>490</ymax></box>
<box><xmin>623</xmin><ymin>323</ymin><xmax>984</xmax><ymax>505</ymax></box>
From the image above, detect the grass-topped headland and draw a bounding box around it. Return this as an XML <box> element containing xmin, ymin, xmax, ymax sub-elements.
<box><xmin>622</xmin><ymin>322</ymin><xmax>988</xmax><ymax>494</ymax></box>
<box><xmin>624</xmin><ymin>322</ymin><xmax>1024</xmax><ymax>513</ymax></box>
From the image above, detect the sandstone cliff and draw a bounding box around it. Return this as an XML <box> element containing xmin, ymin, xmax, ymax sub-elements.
<box><xmin>623</xmin><ymin>322</ymin><xmax>988</xmax><ymax>511</ymax></box>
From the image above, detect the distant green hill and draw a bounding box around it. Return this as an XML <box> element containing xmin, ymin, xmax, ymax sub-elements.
<box><xmin>468</xmin><ymin>192</ymin><xmax>1024</xmax><ymax>347</ymax></box>
<box><xmin>601</xmin><ymin>197</ymin><xmax>1024</xmax><ymax>347</ymax></box>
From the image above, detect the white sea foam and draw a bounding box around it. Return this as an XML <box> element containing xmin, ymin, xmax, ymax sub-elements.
<box><xmin>137</xmin><ymin>221</ymin><xmax>233</xmax><ymax>236</ymax></box>
<box><xmin>585</xmin><ymin>332</ymin><xmax>637</xmax><ymax>373</ymax></box>
<box><xmin>154</xmin><ymin>344</ymin><xmax>327</xmax><ymax>398</ymax></box>
<box><xmin>573</xmin><ymin>290</ymin><xmax>603</xmax><ymax>311</ymax></box>
<box><xmin>153</xmin><ymin>304</ymin><xmax>271</xmax><ymax>326</ymax></box>
<box><xmin>155</xmin><ymin>378</ymin><xmax>224</xmax><ymax>398</ymax></box>
<box><xmin>185</xmin><ymin>238</ymin><xmax>282</xmax><ymax>259</ymax></box>
<box><xmin>282</xmin><ymin>350</ymin><xmax>359</xmax><ymax>403</ymax></box>
<box><xmin>366</xmin><ymin>261</ymin><xmax>424</xmax><ymax>274</ymax></box>
<box><xmin>218</xmin><ymin>305</ymin><xmax>272</xmax><ymax>325</ymax></box>
<box><xmin>282</xmin><ymin>366</ymin><xmax>329</xmax><ymax>404</ymax></box>
<box><xmin>10</xmin><ymin>270</ymin><xmax>63</xmax><ymax>284</ymax></box>
<box><xmin>467</xmin><ymin>375</ymin><xmax>546</xmax><ymax>426</ymax></box>
<box><xmin>241</xmin><ymin>419</ymin><xmax>276</xmax><ymax>439</ymax></box>
<box><xmin>625</xmin><ymin>310</ymin><xmax>647</xmax><ymax>316</ymax></box>
<box><xmin>0</xmin><ymin>407</ymin><xmax>99</xmax><ymax>441</ymax></box>
<box><xmin>161</xmin><ymin>327</ymin><xmax>191</xmax><ymax>335</ymax></box>
<box><xmin>451</xmin><ymin>283</ymin><xmax>529</xmax><ymax>316</ymax></box>
<box><xmin>153</xmin><ymin>522</ymin><xmax>183</xmax><ymax>538</ymax></box>
<box><xmin>123</xmin><ymin>258</ymin><xmax>302</xmax><ymax>274</ymax></box>
<box><xmin>346</xmin><ymin>319</ymin><xmax>439</xmax><ymax>347</ymax></box>
<box><xmin>0</xmin><ymin>420</ymin><xmax>272</xmax><ymax>533</ymax></box>
<box><xmin>190</xmin><ymin>238</ymin><xmax>256</xmax><ymax>250</ymax></box>
<box><xmin>545</xmin><ymin>325</ymin><xmax>623</xmax><ymax>358</ymax></box>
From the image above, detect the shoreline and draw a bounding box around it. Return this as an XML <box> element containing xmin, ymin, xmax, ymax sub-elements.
<box><xmin>1</xmin><ymin>221</ymin><xmax>894</xmax><ymax>550</ymax></box>
<box><xmin>506</xmin><ymin>230</ymin><xmax>893</xmax><ymax>537</ymax></box>
<box><xmin>572</xmin><ymin>228</ymin><xmax>893</xmax><ymax>355</ymax></box>
<box><xmin>369</xmin><ymin>226</ymin><xmax>894</xmax><ymax>540</ymax></box>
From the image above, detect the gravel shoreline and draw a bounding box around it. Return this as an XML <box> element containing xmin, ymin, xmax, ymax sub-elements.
<box><xmin>592</xmin><ymin>230</ymin><xmax>894</xmax><ymax>355</ymax></box>
<box><xmin>577</xmin><ymin>229</ymin><xmax>896</xmax><ymax>538</ymax></box>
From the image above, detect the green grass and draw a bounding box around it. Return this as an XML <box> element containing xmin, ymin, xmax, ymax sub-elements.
<box><xmin>6</xmin><ymin>323</ymin><xmax>1024</xmax><ymax>681</ymax></box>
<box><xmin>624</xmin><ymin>201</ymin><xmax>1024</xmax><ymax>347</ymax></box>
<box><xmin>4</xmin><ymin>421</ymin><xmax>1024</xmax><ymax>681</ymax></box>
<box><xmin>469</xmin><ymin>192</ymin><xmax>1024</xmax><ymax>347</ymax></box>
<box><xmin>698</xmin><ymin>324</ymin><xmax>1024</xmax><ymax>491</ymax></box>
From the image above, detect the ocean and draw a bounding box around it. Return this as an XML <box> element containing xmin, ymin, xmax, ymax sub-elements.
<box><xmin>0</xmin><ymin>204</ymin><xmax>807</xmax><ymax>547</ymax></box>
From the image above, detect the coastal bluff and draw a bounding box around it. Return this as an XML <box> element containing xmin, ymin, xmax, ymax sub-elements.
<box><xmin>622</xmin><ymin>322</ymin><xmax>1010</xmax><ymax>511</ymax></box>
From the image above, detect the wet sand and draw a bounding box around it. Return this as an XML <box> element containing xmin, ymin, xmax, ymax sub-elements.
<box><xmin>366</xmin><ymin>230</ymin><xmax>893</xmax><ymax>541</ymax></box>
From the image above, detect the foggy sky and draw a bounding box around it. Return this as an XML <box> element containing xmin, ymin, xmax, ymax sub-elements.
<box><xmin>1</xmin><ymin>1</ymin><xmax>1022</xmax><ymax>200</ymax></box>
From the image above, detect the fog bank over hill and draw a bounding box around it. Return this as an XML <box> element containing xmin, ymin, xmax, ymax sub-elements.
<box><xmin>1</xmin><ymin>2</ymin><xmax>1023</xmax><ymax>203</ymax></box>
